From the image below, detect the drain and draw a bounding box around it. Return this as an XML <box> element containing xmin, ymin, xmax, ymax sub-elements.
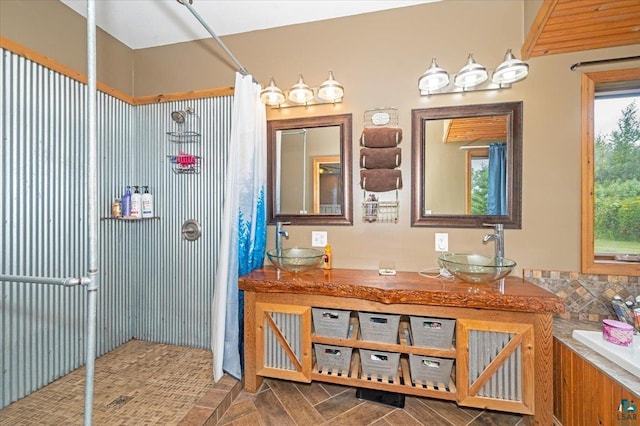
<box><xmin>107</xmin><ymin>395</ymin><xmax>133</xmax><ymax>408</ymax></box>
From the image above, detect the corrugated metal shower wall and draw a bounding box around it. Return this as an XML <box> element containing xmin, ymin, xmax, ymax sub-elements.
<box><xmin>127</xmin><ymin>99</ymin><xmax>231</xmax><ymax>346</ymax></box>
<box><xmin>1</xmin><ymin>47</ymin><xmax>233</xmax><ymax>408</ymax></box>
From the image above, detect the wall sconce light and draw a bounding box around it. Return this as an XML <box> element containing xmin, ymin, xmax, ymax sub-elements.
<box><xmin>260</xmin><ymin>71</ymin><xmax>344</xmax><ymax>108</ymax></box>
<box><xmin>418</xmin><ymin>49</ymin><xmax>528</xmax><ymax>96</ymax></box>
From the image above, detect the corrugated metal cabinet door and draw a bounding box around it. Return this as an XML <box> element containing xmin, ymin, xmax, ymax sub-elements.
<box><xmin>255</xmin><ymin>303</ymin><xmax>312</xmax><ymax>382</ymax></box>
<box><xmin>456</xmin><ymin>319</ymin><xmax>535</xmax><ymax>415</ymax></box>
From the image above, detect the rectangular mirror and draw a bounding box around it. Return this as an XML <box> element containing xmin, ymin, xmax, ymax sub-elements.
<box><xmin>267</xmin><ymin>114</ymin><xmax>353</xmax><ymax>225</ymax></box>
<box><xmin>411</xmin><ymin>102</ymin><xmax>522</xmax><ymax>228</ymax></box>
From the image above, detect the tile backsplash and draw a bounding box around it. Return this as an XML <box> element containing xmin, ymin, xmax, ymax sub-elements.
<box><xmin>524</xmin><ymin>269</ymin><xmax>639</xmax><ymax>322</ymax></box>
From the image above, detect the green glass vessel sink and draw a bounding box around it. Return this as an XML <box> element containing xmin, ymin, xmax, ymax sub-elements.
<box><xmin>438</xmin><ymin>253</ymin><xmax>516</xmax><ymax>284</ymax></box>
<box><xmin>267</xmin><ymin>247</ymin><xmax>324</xmax><ymax>273</ymax></box>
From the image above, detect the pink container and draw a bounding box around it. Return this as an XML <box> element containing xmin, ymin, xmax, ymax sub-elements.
<box><xmin>602</xmin><ymin>319</ymin><xmax>634</xmax><ymax>347</ymax></box>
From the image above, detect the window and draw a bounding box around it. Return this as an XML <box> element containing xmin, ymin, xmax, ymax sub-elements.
<box><xmin>465</xmin><ymin>148</ymin><xmax>489</xmax><ymax>214</ymax></box>
<box><xmin>581</xmin><ymin>68</ymin><xmax>640</xmax><ymax>276</ymax></box>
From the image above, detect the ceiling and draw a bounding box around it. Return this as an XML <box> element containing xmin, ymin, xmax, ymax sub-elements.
<box><xmin>445</xmin><ymin>116</ymin><xmax>507</xmax><ymax>144</ymax></box>
<box><xmin>522</xmin><ymin>0</ymin><xmax>640</xmax><ymax>59</ymax></box>
<box><xmin>59</xmin><ymin>0</ymin><xmax>438</xmax><ymax>50</ymax></box>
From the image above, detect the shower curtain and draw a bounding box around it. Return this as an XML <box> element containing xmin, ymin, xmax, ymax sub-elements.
<box><xmin>487</xmin><ymin>142</ymin><xmax>507</xmax><ymax>215</ymax></box>
<box><xmin>212</xmin><ymin>73</ymin><xmax>267</xmax><ymax>381</ymax></box>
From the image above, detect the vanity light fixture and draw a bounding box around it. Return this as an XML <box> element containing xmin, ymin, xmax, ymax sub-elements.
<box><xmin>288</xmin><ymin>74</ymin><xmax>314</xmax><ymax>104</ymax></box>
<box><xmin>418</xmin><ymin>58</ymin><xmax>450</xmax><ymax>94</ymax></box>
<box><xmin>260</xmin><ymin>71</ymin><xmax>344</xmax><ymax>108</ymax></box>
<box><xmin>492</xmin><ymin>49</ymin><xmax>529</xmax><ymax>85</ymax></box>
<box><xmin>260</xmin><ymin>77</ymin><xmax>286</xmax><ymax>106</ymax></box>
<box><xmin>418</xmin><ymin>49</ymin><xmax>529</xmax><ymax>96</ymax></box>
<box><xmin>454</xmin><ymin>54</ymin><xmax>488</xmax><ymax>89</ymax></box>
<box><xmin>317</xmin><ymin>70</ymin><xmax>344</xmax><ymax>102</ymax></box>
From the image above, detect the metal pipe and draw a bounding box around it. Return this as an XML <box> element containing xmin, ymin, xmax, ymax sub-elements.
<box><xmin>84</xmin><ymin>0</ymin><xmax>99</xmax><ymax>424</ymax></box>
<box><xmin>570</xmin><ymin>55</ymin><xmax>640</xmax><ymax>71</ymax></box>
<box><xmin>301</xmin><ymin>129</ymin><xmax>307</xmax><ymax>214</ymax></box>
<box><xmin>179</xmin><ymin>0</ymin><xmax>250</xmax><ymax>76</ymax></box>
<box><xmin>0</xmin><ymin>274</ymin><xmax>88</xmax><ymax>287</ymax></box>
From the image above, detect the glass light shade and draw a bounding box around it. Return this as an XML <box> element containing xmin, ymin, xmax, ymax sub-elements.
<box><xmin>288</xmin><ymin>74</ymin><xmax>314</xmax><ymax>104</ymax></box>
<box><xmin>317</xmin><ymin>70</ymin><xmax>344</xmax><ymax>102</ymax></box>
<box><xmin>492</xmin><ymin>49</ymin><xmax>529</xmax><ymax>85</ymax></box>
<box><xmin>454</xmin><ymin>54</ymin><xmax>488</xmax><ymax>88</ymax></box>
<box><xmin>260</xmin><ymin>77</ymin><xmax>285</xmax><ymax>106</ymax></box>
<box><xmin>418</xmin><ymin>58</ymin><xmax>450</xmax><ymax>92</ymax></box>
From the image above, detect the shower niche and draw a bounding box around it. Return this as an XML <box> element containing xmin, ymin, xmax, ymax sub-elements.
<box><xmin>166</xmin><ymin>106</ymin><xmax>202</xmax><ymax>174</ymax></box>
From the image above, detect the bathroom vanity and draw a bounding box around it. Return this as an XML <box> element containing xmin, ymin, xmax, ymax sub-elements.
<box><xmin>240</xmin><ymin>267</ymin><xmax>563</xmax><ymax>425</ymax></box>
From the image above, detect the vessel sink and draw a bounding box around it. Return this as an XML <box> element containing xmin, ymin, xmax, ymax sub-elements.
<box><xmin>438</xmin><ymin>253</ymin><xmax>516</xmax><ymax>284</ymax></box>
<box><xmin>267</xmin><ymin>247</ymin><xmax>324</xmax><ymax>273</ymax></box>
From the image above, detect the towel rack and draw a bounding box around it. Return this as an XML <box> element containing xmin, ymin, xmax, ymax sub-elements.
<box><xmin>362</xmin><ymin>190</ymin><xmax>399</xmax><ymax>223</ymax></box>
<box><xmin>364</xmin><ymin>107</ymin><xmax>398</xmax><ymax>128</ymax></box>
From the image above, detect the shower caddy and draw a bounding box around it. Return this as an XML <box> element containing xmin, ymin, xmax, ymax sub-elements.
<box><xmin>166</xmin><ymin>106</ymin><xmax>202</xmax><ymax>174</ymax></box>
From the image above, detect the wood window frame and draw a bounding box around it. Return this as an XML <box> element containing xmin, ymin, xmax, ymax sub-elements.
<box><xmin>581</xmin><ymin>67</ymin><xmax>640</xmax><ymax>276</ymax></box>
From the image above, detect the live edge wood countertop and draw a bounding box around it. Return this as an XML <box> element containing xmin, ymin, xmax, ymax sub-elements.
<box><xmin>239</xmin><ymin>267</ymin><xmax>564</xmax><ymax>314</ymax></box>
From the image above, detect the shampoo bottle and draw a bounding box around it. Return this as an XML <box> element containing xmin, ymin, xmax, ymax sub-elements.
<box><xmin>130</xmin><ymin>186</ymin><xmax>142</xmax><ymax>218</ymax></box>
<box><xmin>323</xmin><ymin>244</ymin><xmax>332</xmax><ymax>270</ymax></box>
<box><xmin>141</xmin><ymin>186</ymin><xmax>154</xmax><ymax>218</ymax></box>
<box><xmin>121</xmin><ymin>186</ymin><xmax>132</xmax><ymax>217</ymax></box>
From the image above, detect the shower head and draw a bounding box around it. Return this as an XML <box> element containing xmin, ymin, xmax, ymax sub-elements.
<box><xmin>171</xmin><ymin>111</ymin><xmax>185</xmax><ymax>124</ymax></box>
<box><xmin>171</xmin><ymin>107</ymin><xmax>195</xmax><ymax>124</ymax></box>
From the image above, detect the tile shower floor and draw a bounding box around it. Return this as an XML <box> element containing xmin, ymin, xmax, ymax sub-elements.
<box><xmin>1</xmin><ymin>340</ymin><xmax>524</xmax><ymax>425</ymax></box>
<box><xmin>0</xmin><ymin>340</ymin><xmax>241</xmax><ymax>425</ymax></box>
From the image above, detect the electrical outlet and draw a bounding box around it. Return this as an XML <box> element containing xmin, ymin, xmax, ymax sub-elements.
<box><xmin>311</xmin><ymin>231</ymin><xmax>328</xmax><ymax>247</ymax></box>
<box><xmin>435</xmin><ymin>233</ymin><xmax>448</xmax><ymax>252</ymax></box>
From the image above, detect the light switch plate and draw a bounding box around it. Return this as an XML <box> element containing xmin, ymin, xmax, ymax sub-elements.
<box><xmin>435</xmin><ymin>233</ymin><xmax>448</xmax><ymax>252</ymax></box>
<box><xmin>311</xmin><ymin>231</ymin><xmax>328</xmax><ymax>247</ymax></box>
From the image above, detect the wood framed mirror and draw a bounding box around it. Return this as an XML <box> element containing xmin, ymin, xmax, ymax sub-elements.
<box><xmin>411</xmin><ymin>102</ymin><xmax>522</xmax><ymax>228</ymax></box>
<box><xmin>267</xmin><ymin>114</ymin><xmax>353</xmax><ymax>225</ymax></box>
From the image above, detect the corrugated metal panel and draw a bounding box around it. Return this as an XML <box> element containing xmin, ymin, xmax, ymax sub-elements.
<box><xmin>1</xmin><ymin>48</ymin><xmax>94</xmax><ymax>407</ymax></box>
<box><xmin>1</xmin><ymin>47</ymin><xmax>233</xmax><ymax>408</ymax></box>
<box><xmin>264</xmin><ymin>312</ymin><xmax>301</xmax><ymax>371</ymax></box>
<box><xmin>130</xmin><ymin>98</ymin><xmax>231</xmax><ymax>347</ymax></box>
<box><xmin>469</xmin><ymin>330</ymin><xmax>521</xmax><ymax>401</ymax></box>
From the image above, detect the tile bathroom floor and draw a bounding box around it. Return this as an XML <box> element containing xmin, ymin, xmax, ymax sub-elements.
<box><xmin>220</xmin><ymin>379</ymin><xmax>523</xmax><ymax>426</ymax></box>
<box><xmin>0</xmin><ymin>340</ymin><xmax>241</xmax><ymax>425</ymax></box>
<box><xmin>1</xmin><ymin>339</ymin><xmax>524</xmax><ymax>425</ymax></box>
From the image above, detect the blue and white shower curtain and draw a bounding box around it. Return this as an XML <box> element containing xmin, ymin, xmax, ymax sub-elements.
<box><xmin>212</xmin><ymin>73</ymin><xmax>267</xmax><ymax>381</ymax></box>
<box><xmin>487</xmin><ymin>142</ymin><xmax>507</xmax><ymax>215</ymax></box>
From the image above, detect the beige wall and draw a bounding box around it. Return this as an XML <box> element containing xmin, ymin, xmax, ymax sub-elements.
<box><xmin>2</xmin><ymin>0</ymin><xmax>639</xmax><ymax>273</ymax></box>
<box><xmin>0</xmin><ymin>0</ymin><xmax>134</xmax><ymax>95</ymax></box>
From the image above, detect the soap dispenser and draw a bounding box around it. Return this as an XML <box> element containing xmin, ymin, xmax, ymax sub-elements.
<box><xmin>141</xmin><ymin>186</ymin><xmax>154</xmax><ymax>218</ymax></box>
<box><xmin>121</xmin><ymin>186</ymin><xmax>132</xmax><ymax>217</ymax></box>
<box><xmin>323</xmin><ymin>244</ymin><xmax>332</xmax><ymax>270</ymax></box>
<box><xmin>130</xmin><ymin>185</ymin><xmax>142</xmax><ymax>218</ymax></box>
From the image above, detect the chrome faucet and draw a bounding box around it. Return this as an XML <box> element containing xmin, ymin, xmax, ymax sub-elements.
<box><xmin>275</xmin><ymin>221</ymin><xmax>290</xmax><ymax>254</ymax></box>
<box><xmin>483</xmin><ymin>223</ymin><xmax>504</xmax><ymax>261</ymax></box>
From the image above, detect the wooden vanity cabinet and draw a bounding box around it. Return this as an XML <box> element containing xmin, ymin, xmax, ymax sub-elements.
<box><xmin>241</xmin><ymin>268</ymin><xmax>563</xmax><ymax>425</ymax></box>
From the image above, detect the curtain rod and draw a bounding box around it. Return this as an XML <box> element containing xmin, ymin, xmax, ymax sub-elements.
<box><xmin>178</xmin><ymin>0</ymin><xmax>251</xmax><ymax>77</ymax></box>
<box><xmin>570</xmin><ymin>56</ymin><xmax>640</xmax><ymax>71</ymax></box>
<box><xmin>459</xmin><ymin>145</ymin><xmax>489</xmax><ymax>150</ymax></box>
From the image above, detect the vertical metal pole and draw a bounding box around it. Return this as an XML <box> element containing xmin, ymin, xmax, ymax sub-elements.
<box><xmin>301</xmin><ymin>130</ymin><xmax>307</xmax><ymax>214</ymax></box>
<box><xmin>83</xmin><ymin>0</ymin><xmax>99</xmax><ymax>424</ymax></box>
